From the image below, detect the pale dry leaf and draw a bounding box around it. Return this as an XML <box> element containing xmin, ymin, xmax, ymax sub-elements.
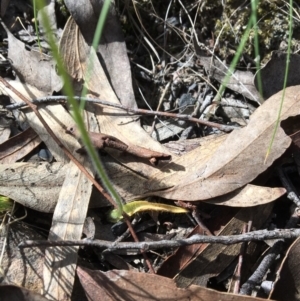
<box><xmin>0</xmin><ymin>162</ymin><xmax>67</xmax><ymax>212</ymax></box>
<box><xmin>0</xmin><ymin>127</ymin><xmax>10</xmax><ymax>144</ymax></box>
<box><xmin>197</xmin><ymin>54</ymin><xmax>261</xmax><ymax>103</ymax></box>
<box><xmin>97</xmin><ymin>136</ymin><xmax>285</xmax><ymax>207</ymax></box>
<box><xmin>64</xmin><ymin>0</ymin><xmax>136</xmax><ymax>107</ymax></box>
<box><xmin>204</xmin><ymin>184</ymin><xmax>286</xmax><ymax>207</ymax></box>
<box><xmin>0</xmin><ymin>162</ymin><xmax>109</xmax><ymax>212</ymax></box>
<box><xmin>0</xmin><ymin>223</ymin><xmax>45</xmax><ymax>293</ymax></box>
<box><xmin>143</xmin><ymin>86</ymin><xmax>300</xmax><ymax>201</ymax></box>
<box><xmin>43</xmin><ymin>111</ymin><xmax>97</xmax><ymax>301</ymax></box>
<box><xmin>77</xmin><ymin>266</ymin><xmax>274</xmax><ymax>301</ymax></box>
<box><xmin>4</xmin><ymin>23</ymin><xmax>62</xmax><ymax>94</ymax></box>
<box><xmin>0</xmin><ymin>80</ymin><xmax>75</xmax><ymax>162</ymax></box>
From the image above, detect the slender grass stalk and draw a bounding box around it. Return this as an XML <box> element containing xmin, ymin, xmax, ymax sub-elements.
<box><xmin>34</xmin><ymin>0</ymin><xmax>123</xmax><ymax>213</ymax></box>
<box><xmin>250</xmin><ymin>0</ymin><xmax>263</xmax><ymax>101</ymax></box>
<box><xmin>215</xmin><ymin>15</ymin><xmax>254</xmax><ymax>103</ymax></box>
<box><xmin>265</xmin><ymin>0</ymin><xmax>293</xmax><ymax>163</ymax></box>
<box><xmin>32</xmin><ymin>0</ymin><xmax>42</xmax><ymax>52</ymax></box>
<box><xmin>79</xmin><ymin>0</ymin><xmax>111</xmax><ymax>110</ymax></box>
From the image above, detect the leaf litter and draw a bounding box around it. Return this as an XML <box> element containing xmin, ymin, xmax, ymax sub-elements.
<box><xmin>1</xmin><ymin>1</ymin><xmax>300</xmax><ymax>301</ymax></box>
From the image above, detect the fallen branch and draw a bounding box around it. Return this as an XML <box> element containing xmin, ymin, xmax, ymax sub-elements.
<box><xmin>19</xmin><ymin>228</ymin><xmax>300</xmax><ymax>250</ymax></box>
<box><xmin>6</xmin><ymin>96</ymin><xmax>237</xmax><ymax>132</ymax></box>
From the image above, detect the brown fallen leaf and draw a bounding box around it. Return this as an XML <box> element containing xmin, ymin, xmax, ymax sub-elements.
<box><xmin>66</xmin><ymin>125</ymin><xmax>171</xmax><ymax>165</ymax></box>
<box><xmin>270</xmin><ymin>236</ymin><xmax>300</xmax><ymax>301</ymax></box>
<box><xmin>142</xmin><ymin>86</ymin><xmax>299</xmax><ymax>201</ymax></box>
<box><xmin>0</xmin><ymin>127</ymin><xmax>41</xmax><ymax>164</ymax></box>
<box><xmin>77</xmin><ymin>266</ymin><xmax>274</xmax><ymax>301</ymax></box>
<box><xmin>173</xmin><ymin>204</ymin><xmax>273</xmax><ymax>288</ymax></box>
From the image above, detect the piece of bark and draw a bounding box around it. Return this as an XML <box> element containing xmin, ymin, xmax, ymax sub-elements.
<box><xmin>66</xmin><ymin>125</ymin><xmax>171</xmax><ymax>165</ymax></box>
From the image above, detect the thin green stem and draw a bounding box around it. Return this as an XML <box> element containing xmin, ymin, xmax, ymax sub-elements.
<box><xmin>265</xmin><ymin>0</ymin><xmax>293</xmax><ymax>163</ymax></box>
<box><xmin>215</xmin><ymin>16</ymin><xmax>254</xmax><ymax>102</ymax></box>
<box><xmin>251</xmin><ymin>0</ymin><xmax>263</xmax><ymax>102</ymax></box>
<box><xmin>34</xmin><ymin>0</ymin><xmax>123</xmax><ymax>211</ymax></box>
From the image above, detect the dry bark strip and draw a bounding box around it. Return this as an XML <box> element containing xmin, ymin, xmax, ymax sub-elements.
<box><xmin>66</xmin><ymin>125</ymin><xmax>171</xmax><ymax>165</ymax></box>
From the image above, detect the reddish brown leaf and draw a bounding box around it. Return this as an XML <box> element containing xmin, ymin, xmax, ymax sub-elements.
<box><xmin>270</xmin><ymin>237</ymin><xmax>300</xmax><ymax>301</ymax></box>
<box><xmin>77</xmin><ymin>266</ymin><xmax>274</xmax><ymax>301</ymax></box>
<box><xmin>0</xmin><ymin>127</ymin><xmax>41</xmax><ymax>164</ymax></box>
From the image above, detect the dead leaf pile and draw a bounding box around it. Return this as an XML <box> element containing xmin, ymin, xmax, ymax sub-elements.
<box><xmin>1</xmin><ymin>1</ymin><xmax>300</xmax><ymax>301</ymax></box>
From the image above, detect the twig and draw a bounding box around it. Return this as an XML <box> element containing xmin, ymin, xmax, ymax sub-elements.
<box><xmin>66</xmin><ymin>125</ymin><xmax>171</xmax><ymax>165</ymax></box>
<box><xmin>5</xmin><ymin>96</ymin><xmax>237</xmax><ymax>132</ymax></box>
<box><xmin>277</xmin><ymin>166</ymin><xmax>300</xmax><ymax>207</ymax></box>
<box><xmin>19</xmin><ymin>228</ymin><xmax>300</xmax><ymax>250</ymax></box>
<box><xmin>239</xmin><ymin>208</ymin><xmax>300</xmax><ymax>295</ymax></box>
<box><xmin>124</xmin><ymin>216</ymin><xmax>155</xmax><ymax>273</ymax></box>
<box><xmin>233</xmin><ymin>223</ymin><xmax>250</xmax><ymax>294</ymax></box>
<box><xmin>175</xmin><ymin>201</ymin><xmax>213</xmax><ymax>236</ymax></box>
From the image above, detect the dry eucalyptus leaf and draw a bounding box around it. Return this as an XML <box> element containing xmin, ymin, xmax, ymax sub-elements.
<box><xmin>174</xmin><ymin>204</ymin><xmax>273</xmax><ymax>288</ymax></box>
<box><xmin>0</xmin><ymin>161</ymin><xmax>108</xmax><ymax>213</ymax></box>
<box><xmin>257</xmin><ymin>52</ymin><xmax>300</xmax><ymax>99</ymax></box>
<box><xmin>3</xmin><ymin>23</ymin><xmax>62</xmax><ymax>94</ymax></box>
<box><xmin>0</xmin><ymin>162</ymin><xmax>67</xmax><ymax>212</ymax></box>
<box><xmin>77</xmin><ymin>266</ymin><xmax>273</xmax><ymax>301</ymax></box>
<box><xmin>59</xmin><ymin>17</ymin><xmax>173</xmax><ymax>177</ymax></box>
<box><xmin>143</xmin><ymin>86</ymin><xmax>299</xmax><ymax>201</ymax></box>
<box><xmin>204</xmin><ymin>184</ymin><xmax>286</xmax><ymax>207</ymax></box>
<box><xmin>270</xmin><ymin>236</ymin><xmax>300</xmax><ymax>301</ymax></box>
<box><xmin>0</xmin><ymin>80</ymin><xmax>75</xmax><ymax>162</ymax></box>
<box><xmin>43</xmin><ymin>112</ymin><xmax>97</xmax><ymax>301</ymax></box>
<box><xmin>0</xmin><ymin>223</ymin><xmax>45</xmax><ymax>293</ymax></box>
<box><xmin>64</xmin><ymin>0</ymin><xmax>136</xmax><ymax>107</ymax></box>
